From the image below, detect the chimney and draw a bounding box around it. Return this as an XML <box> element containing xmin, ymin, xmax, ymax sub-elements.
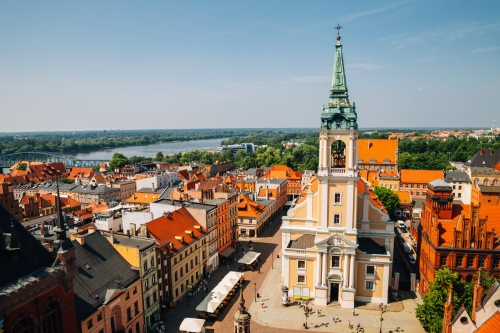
<box><xmin>472</xmin><ymin>270</ymin><xmax>484</xmax><ymax>322</ymax></box>
<box><xmin>74</xmin><ymin>234</ymin><xmax>85</xmax><ymax>245</ymax></box>
<box><xmin>152</xmin><ymin>182</ymin><xmax>155</xmax><ymax>191</ymax></box>
<box><xmin>110</xmin><ymin>230</ymin><xmax>115</xmax><ymax>244</ymax></box>
<box><xmin>175</xmin><ymin>235</ymin><xmax>184</xmax><ymax>243</ymax></box>
<box><xmin>489</xmin><ymin>148</ymin><xmax>493</xmax><ymax>155</ymax></box>
<box><xmin>127</xmin><ymin>230</ymin><xmax>130</xmax><ymax>238</ymax></box>
<box><xmin>480</xmin><ymin>149</ymin><xmax>484</xmax><ymax>155</ymax></box>
<box><xmin>266</xmin><ymin>186</ymin><xmax>269</xmax><ymax>200</ymax></box>
<box><xmin>185</xmin><ymin>230</ymin><xmax>193</xmax><ymax>237</ymax></box>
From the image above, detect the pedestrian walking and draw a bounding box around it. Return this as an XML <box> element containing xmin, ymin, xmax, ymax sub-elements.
<box><xmin>261</xmin><ymin>300</ymin><xmax>264</xmax><ymax>308</ymax></box>
<box><xmin>353</xmin><ymin>308</ymin><xmax>356</xmax><ymax>316</ymax></box>
<box><xmin>258</xmin><ymin>267</ymin><xmax>260</xmax><ymax>273</ymax></box>
<box><xmin>347</xmin><ymin>319</ymin><xmax>350</xmax><ymax>328</ymax></box>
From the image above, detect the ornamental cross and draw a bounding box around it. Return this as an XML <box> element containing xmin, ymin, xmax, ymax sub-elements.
<box><xmin>335</xmin><ymin>23</ymin><xmax>342</xmax><ymax>35</ymax></box>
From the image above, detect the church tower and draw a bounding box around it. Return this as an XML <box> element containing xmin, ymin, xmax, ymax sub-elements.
<box><xmin>281</xmin><ymin>27</ymin><xmax>393</xmax><ymax>310</ymax></box>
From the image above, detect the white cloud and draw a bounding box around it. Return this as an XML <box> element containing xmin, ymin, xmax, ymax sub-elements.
<box><xmin>472</xmin><ymin>46</ymin><xmax>500</xmax><ymax>53</ymax></box>
<box><xmin>343</xmin><ymin>1</ymin><xmax>415</xmax><ymax>22</ymax></box>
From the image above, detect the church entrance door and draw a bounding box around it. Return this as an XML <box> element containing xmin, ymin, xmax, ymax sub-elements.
<box><xmin>330</xmin><ymin>283</ymin><xmax>339</xmax><ymax>303</ymax></box>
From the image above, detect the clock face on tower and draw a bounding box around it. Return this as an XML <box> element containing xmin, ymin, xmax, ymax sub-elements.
<box><xmin>332</xmin><ymin>114</ymin><xmax>345</xmax><ymax>127</ymax></box>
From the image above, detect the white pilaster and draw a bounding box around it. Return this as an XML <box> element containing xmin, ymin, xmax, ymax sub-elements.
<box><xmin>315</xmin><ymin>252</ymin><xmax>321</xmax><ymax>286</ymax></box>
<box><xmin>347</xmin><ymin>180</ymin><xmax>354</xmax><ymax>230</ymax></box>
<box><xmin>349</xmin><ymin>254</ymin><xmax>355</xmax><ymax>289</ymax></box>
<box><xmin>348</xmin><ymin>135</ymin><xmax>353</xmax><ymax>170</ymax></box>
<box><xmin>321</xmin><ymin>180</ymin><xmax>328</xmax><ymax>229</ymax></box>
<box><xmin>323</xmin><ymin>135</ymin><xmax>328</xmax><ymax>171</ymax></box>
<box><xmin>284</xmin><ymin>256</ymin><xmax>289</xmax><ymax>287</ymax></box>
<box><xmin>343</xmin><ymin>254</ymin><xmax>350</xmax><ymax>288</ymax></box>
<box><xmin>322</xmin><ymin>252</ymin><xmax>327</xmax><ymax>286</ymax></box>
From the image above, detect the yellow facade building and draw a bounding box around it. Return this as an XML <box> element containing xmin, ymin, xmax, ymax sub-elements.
<box><xmin>281</xmin><ymin>33</ymin><xmax>395</xmax><ymax>308</ymax></box>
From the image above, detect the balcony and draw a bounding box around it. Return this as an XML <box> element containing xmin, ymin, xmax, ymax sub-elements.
<box><xmin>330</xmin><ymin>168</ymin><xmax>346</xmax><ymax>174</ymax></box>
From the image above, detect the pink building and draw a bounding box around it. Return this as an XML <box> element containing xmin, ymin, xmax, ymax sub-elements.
<box><xmin>73</xmin><ymin>232</ymin><xmax>145</xmax><ymax>333</ymax></box>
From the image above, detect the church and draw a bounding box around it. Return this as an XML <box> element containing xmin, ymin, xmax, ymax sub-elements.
<box><xmin>280</xmin><ymin>31</ymin><xmax>395</xmax><ymax>307</ymax></box>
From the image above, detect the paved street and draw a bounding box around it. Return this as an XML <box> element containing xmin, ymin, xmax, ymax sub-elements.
<box><xmin>165</xmin><ymin>212</ymin><xmax>426</xmax><ymax>333</ymax></box>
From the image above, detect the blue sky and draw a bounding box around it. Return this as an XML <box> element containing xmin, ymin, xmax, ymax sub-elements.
<box><xmin>1</xmin><ymin>1</ymin><xmax>499</xmax><ymax>132</ymax></box>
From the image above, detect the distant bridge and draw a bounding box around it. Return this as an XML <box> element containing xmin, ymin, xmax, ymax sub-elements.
<box><xmin>0</xmin><ymin>152</ymin><xmax>108</xmax><ymax>168</ymax></box>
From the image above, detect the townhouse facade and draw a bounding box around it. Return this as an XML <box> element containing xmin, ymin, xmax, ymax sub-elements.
<box><xmin>400</xmin><ymin>169</ymin><xmax>444</xmax><ymax>200</ymax></box>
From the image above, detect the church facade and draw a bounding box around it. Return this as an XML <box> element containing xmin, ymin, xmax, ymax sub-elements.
<box><xmin>280</xmin><ymin>33</ymin><xmax>395</xmax><ymax>307</ymax></box>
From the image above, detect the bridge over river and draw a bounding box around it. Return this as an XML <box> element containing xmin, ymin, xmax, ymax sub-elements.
<box><xmin>0</xmin><ymin>152</ymin><xmax>108</xmax><ymax>169</ymax></box>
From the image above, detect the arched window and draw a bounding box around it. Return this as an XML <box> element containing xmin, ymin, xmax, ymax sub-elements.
<box><xmin>484</xmin><ymin>179</ymin><xmax>489</xmax><ymax>186</ymax></box>
<box><xmin>13</xmin><ymin>317</ymin><xmax>34</xmax><ymax>333</ymax></box>
<box><xmin>40</xmin><ymin>302</ymin><xmax>61</xmax><ymax>333</ymax></box>
<box><xmin>474</xmin><ymin>178</ymin><xmax>479</xmax><ymax>185</ymax></box>
<box><xmin>331</xmin><ymin>140</ymin><xmax>346</xmax><ymax>169</ymax></box>
<box><xmin>494</xmin><ymin>179</ymin><xmax>499</xmax><ymax>186</ymax></box>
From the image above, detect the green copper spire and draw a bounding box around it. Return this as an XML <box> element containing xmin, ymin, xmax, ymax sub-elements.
<box><xmin>320</xmin><ymin>27</ymin><xmax>358</xmax><ymax>130</ymax></box>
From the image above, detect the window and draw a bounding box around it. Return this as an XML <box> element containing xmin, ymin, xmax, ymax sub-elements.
<box><xmin>180</xmin><ymin>267</ymin><xmax>183</xmax><ymax>277</ymax></box>
<box><xmin>459</xmin><ymin>185</ymin><xmax>462</xmax><ymax>190</ymax></box>
<box><xmin>175</xmin><ymin>288</ymin><xmax>179</xmax><ymax>297</ymax></box>
<box><xmin>410</xmin><ymin>191</ymin><xmax>414</xmax><ymax>195</ymax></box>
<box><xmin>297</xmin><ymin>260</ymin><xmax>306</xmax><ymax>270</ymax></box>
<box><xmin>456</xmin><ymin>256</ymin><xmax>463</xmax><ymax>267</ymax></box>
<box><xmin>331</xmin><ymin>255</ymin><xmax>340</xmax><ymax>268</ymax></box>
<box><xmin>127</xmin><ymin>307</ymin><xmax>132</xmax><ymax>321</ymax></box>
<box><xmin>441</xmin><ymin>256</ymin><xmax>447</xmax><ymax>267</ymax></box>
<box><xmin>333</xmin><ymin>214</ymin><xmax>341</xmax><ymax>225</ymax></box>
<box><xmin>334</xmin><ymin>193</ymin><xmax>342</xmax><ymax>205</ymax></box>
<box><xmin>467</xmin><ymin>257</ymin><xmax>474</xmax><ymax>267</ymax></box>
<box><xmin>153</xmin><ymin>291</ymin><xmax>157</xmax><ymax>303</ymax></box>
<box><xmin>143</xmin><ymin>261</ymin><xmax>147</xmax><ymax>271</ymax></box>
<box><xmin>97</xmin><ymin>312</ymin><xmax>102</xmax><ymax>322</ymax></box>
<box><xmin>146</xmin><ymin>296</ymin><xmax>151</xmax><ymax>309</ymax></box>
<box><xmin>151</xmin><ymin>257</ymin><xmax>154</xmax><ymax>267</ymax></box>
<box><xmin>297</xmin><ymin>275</ymin><xmax>306</xmax><ymax>284</ymax></box>
<box><xmin>423</xmin><ymin>184</ymin><xmax>427</xmax><ymax>188</ymax></box>
<box><xmin>494</xmin><ymin>258</ymin><xmax>500</xmax><ymax>268</ymax></box>
<box><xmin>134</xmin><ymin>301</ymin><xmax>139</xmax><ymax>315</ymax></box>
<box><xmin>416</xmin><ymin>191</ymin><xmax>420</xmax><ymax>196</ymax></box>
<box><xmin>125</xmin><ymin>291</ymin><xmax>130</xmax><ymax>300</ymax></box>
<box><xmin>366</xmin><ymin>265</ymin><xmax>375</xmax><ymax>275</ymax></box>
<box><xmin>152</xmin><ymin>276</ymin><xmax>156</xmax><ymax>285</ymax></box>
<box><xmin>136</xmin><ymin>322</ymin><xmax>140</xmax><ymax>333</ymax></box>
<box><xmin>87</xmin><ymin>319</ymin><xmax>93</xmax><ymax>329</ymax></box>
<box><xmin>174</xmin><ymin>257</ymin><xmax>177</xmax><ymax>265</ymax></box>
<box><xmin>99</xmin><ymin>329</ymin><xmax>104</xmax><ymax>333</ymax></box>
<box><xmin>195</xmin><ymin>256</ymin><xmax>198</xmax><ymax>265</ymax></box>
<box><xmin>365</xmin><ymin>281</ymin><xmax>375</xmax><ymax>291</ymax></box>
<box><xmin>190</xmin><ymin>259</ymin><xmax>193</xmax><ymax>269</ymax></box>
<box><xmin>479</xmin><ymin>257</ymin><xmax>486</xmax><ymax>268</ymax></box>
<box><xmin>133</xmin><ymin>286</ymin><xmax>137</xmax><ymax>294</ymax></box>
<box><xmin>174</xmin><ymin>271</ymin><xmax>178</xmax><ymax>282</ymax></box>
<box><xmin>422</xmin><ymin>191</ymin><xmax>426</xmax><ymax>196</ymax></box>
<box><xmin>417</xmin><ymin>184</ymin><xmax>420</xmax><ymax>188</ymax></box>
<box><xmin>185</xmin><ymin>263</ymin><xmax>188</xmax><ymax>273</ymax></box>
<box><xmin>145</xmin><ymin>280</ymin><xmax>149</xmax><ymax>290</ymax></box>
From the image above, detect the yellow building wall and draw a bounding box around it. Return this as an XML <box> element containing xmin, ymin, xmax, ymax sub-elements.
<box><xmin>289</xmin><ymin>257</ymin><xmax>315</xmax><ymax>291</ymax></box>
<box><xmin>113</xmin><ymin>244</ymin><xmax>140</xmax><ymax>267</ymax></box>
<box><xmin>356</xmin><ymin>262</ymin><xmax>384</xmax><ymax>298</ymax></box>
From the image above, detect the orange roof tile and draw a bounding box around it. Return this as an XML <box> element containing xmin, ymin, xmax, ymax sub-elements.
<box><xmin>68</xmin><ymin>167</ymin><xmax>94</xmax><ymax>180</ymax></box>
<box><xmin>146</xmin><ymin>208</ymin><xmax>205</xmax><ymax>252</ymax></box>
<box><xmin>475</xmin><ymin>311</ymin><xmax>500</xmax><ymax>333</ymax></box>
<box><xmin>358</xmin><ymin>139</ymin><xmax>398</xmax><ymax>164</ymax></box>
<box><xmin>395</xmin><ymin>191</ymin><xmax>411</xmax><ymax>204</ymax></box>
<box><xmin>126</xmin><ymin>192</ymin><xmax>161</xmax><ymax>204</ymax></box>
<box><xmin>238</xmin><ymin>195</ymin><xmax>266</xmax><ymax>218</ymax></box>
<box><xmin>400</xmin><ymin>169</ymin><xmax>444</xmax><ymax>184</ymax></box>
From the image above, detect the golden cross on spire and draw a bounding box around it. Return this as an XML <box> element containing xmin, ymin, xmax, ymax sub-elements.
<box><xmin>335</xmin><ymin>23</ymin><xmax>342</xmax><ymax>35</ymax></box>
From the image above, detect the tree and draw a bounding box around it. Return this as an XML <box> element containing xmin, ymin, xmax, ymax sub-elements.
<box><xmin>16</xmin><ymin>162</ymin><xmax>27</xmax><ymax>170</ymax></box>
<box><xmin>416</xmin><ymin>269</ymin><xmax>496</xmax><ymax>333</ymax></box>
<box><xmin>93</xmin><ymin>166</ymin><xmax>100</xmax><ymax>171</ymax></box>
<box><xmin>373</xmin><ymin>186</ymin><xmax>400</xmax><ymax>214</ymax></box>
<box><xmin>154</xmin><ymin>151</ymin><xmax>164</xmax><ymax>161</ymax></box>
<box><xmin>109</xmin><ymin>153</ymin><xmax>129</xmax><ymax>170</ymax></box>
<box><xmin>234</xmin><ymin>150</ymin><xmax>248</xmax><ymax>167</ymax></box>
<box><xmin>59</xmin><ymin>177</ymin><xmax>74</xmax><ymax>184</ymax></box>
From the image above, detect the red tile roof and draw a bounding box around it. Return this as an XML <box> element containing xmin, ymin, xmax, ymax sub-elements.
<box><xmin>358</xmin><ymin>139</ymin><xmax>398</xmax><ymax>164</ymax></box>
<box><xmin>146</xmin><ymin>208</ymin><xmax>205</xmax><ymax>253</ymax></box>
<box><xmin>400</xmin><ymin>169</ymin><xmax>444</xmax><ymax>184</ymax></box>
<box><xmin>475</xmin><ymin>311</ymin><xmax>500</xmax><ymax>333</ymax></box>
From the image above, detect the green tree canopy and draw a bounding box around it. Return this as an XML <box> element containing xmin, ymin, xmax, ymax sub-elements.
<box><xmin>154</xmin><ymin>151</ymin><xmax>164</xmax><ymax>161</ymax></box>
<box><xmin>372</xmin><ymin>186</ymin><xmax>400</xmax><ymax>214</ymax></box>
<box><xmin>16</xmin><ymin>162</ymin><xmax>27</xmax><ymax>170</ymax></box>
<box><xmin>58</xmin><ymin>177</ymin><xmax>74</xmax><ymax>184</ymax></box>
<box><xmin>109</xmin><ymin>153</ymin><xmax>129</xmax><ymax>170</ymax></box>
<box><xmin>416</xmin><ymin>269</ymin><xmax>496</xmax><ymax>333</ymax></box>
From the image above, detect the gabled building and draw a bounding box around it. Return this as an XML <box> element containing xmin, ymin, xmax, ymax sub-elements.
<box><xmin>444</xmin><ymin>170</ymin><xmax>471</xmax><ymax>202</ymax></box>
<box><xmin>146</xmin><ymin>208</ymin><xmax>208</xmax><ymax>307</ymax></box>
<box><xmin>237</xmin><ymin>194</ymin><xmax>268</xmax><ymax>238</ymax></box>
<box><xmin>418</xmin><ymin>180</ymin><xmax>500</xmax><ymax>295</ymax></box>
<box><xmin>262</xmin><ymin>165</ymin><xmax>302</xmax><ymax>201</ymax></box>
<box><xmin>357</xmin><ymin>139</ymin><xmax>398</xmax><ymax>170</ymax></box>
<box><xmin>400</xmin><ymin>169</ymin><xmax>444</xmax><ymax>199</ymax></box>
<box><xmin>72</xmin><ymin>232</ymin><xmax>143</xmax><ymax>333</ymax></box>
<box><xmin>281</xmin><ymin>33</ymin><xmax>394</xmax><ymax>308</ymax></box>
<box><xmin>0</xmin><ymin>189</ymin><xmax>78</xmax><ymax>333</ymax></box>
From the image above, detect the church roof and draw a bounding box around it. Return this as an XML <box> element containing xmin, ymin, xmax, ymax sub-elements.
<box><xmin>474</xmin><ymin>311</ymin><xmax>500</xmax><ymax>333</ymax></box>
<box><xmin>358</xmin><ymin>139</ymin><xmax>398</xmax><ymax>165</ymax></box>
<box><xmin>357</xmin><ymin>238</ymin><xmax>386</xmax><ymax>255</ymax></box>
<box><xmin>288</xmin><ymin>234</ymin><xmax>315</xmax><ymax>249</ymax></box>
<box><xmin>0</xmin><ymin>204</ymin><xmax>55</xmax><ymax>290</ymax></box>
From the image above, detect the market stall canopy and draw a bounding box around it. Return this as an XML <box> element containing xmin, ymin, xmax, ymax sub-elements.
<box><xmin>179</xmin><ymin>318</ymin><xmax>206</xmax><ymax>333</ymax></box>
<box><xmin>196</xmin><ymin>271</ymin><xmax>244</xmax><ymax>313</ymax></box>
<box><xmin>220</xmin><ymin>246</ymin><xmax>236</xmax><ymax>258</ymax></box>
<box><xmin>238</xmin><ymin>251</ymin><xmax>261</xmax><ymax>265</ymax></box>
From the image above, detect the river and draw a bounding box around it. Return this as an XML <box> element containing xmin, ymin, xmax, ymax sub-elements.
<box><xmin>66</xmin><ymin>137</ymin><xmax>227</xmax><ymax>161</ymax></box>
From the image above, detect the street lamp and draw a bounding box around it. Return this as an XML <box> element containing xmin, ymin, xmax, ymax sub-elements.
<box><xmin>272</xmin><ymin>250</ymin><xmax>274</xmax><ymax>269</ymax></box>
<box><xmin>379</xmin><ymin>303</ymin><xmax>387</xmax><ymax>333</ymax></box>
<box><xmin>254</xmin><ymin>282</ymin><xmax>257</xmax><ymax>302</ymax></box>
<box><xmin>304</xmin><ymin>309</ymin><xmax>309</xmax><ymax>329</ymax></box>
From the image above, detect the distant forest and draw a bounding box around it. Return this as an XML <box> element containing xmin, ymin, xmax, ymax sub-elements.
<box><xmin>2</xmin><ymin>129</ymin><xmax>499</xmax><ymax>172</ymax></box>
